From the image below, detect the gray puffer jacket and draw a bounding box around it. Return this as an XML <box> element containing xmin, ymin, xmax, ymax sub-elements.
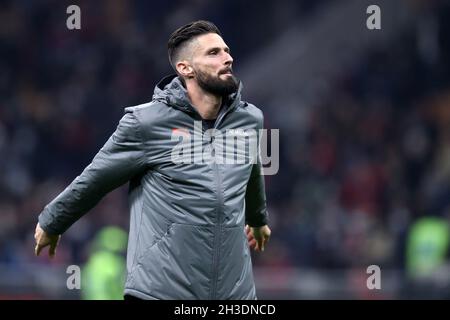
<box><xmin>39</xmin><ymin>75</ymin><xmax>269</xmax><ymax>300</ymax></box>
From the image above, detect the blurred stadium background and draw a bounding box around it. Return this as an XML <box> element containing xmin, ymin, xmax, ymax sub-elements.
<box><xmin>1</xmin><ymin>0</ymin><xmax>450</xmax><ymax>299</ymax></box>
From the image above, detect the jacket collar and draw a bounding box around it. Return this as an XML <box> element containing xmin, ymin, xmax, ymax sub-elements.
<box><xmin>152</xmin><ymin>74</ymin><xmax>244</xmax><ymax>116</ymax></box>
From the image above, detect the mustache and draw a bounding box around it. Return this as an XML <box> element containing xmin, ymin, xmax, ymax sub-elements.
<box><xmin>219</xmin><ymin>67</ymin><xmax>233</xmax><ymax>75</ymax></box>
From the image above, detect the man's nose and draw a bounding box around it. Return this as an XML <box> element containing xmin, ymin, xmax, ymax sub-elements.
<box><xmin>224</xmin><ymin>52</ymin><xmax>233</xmax><ymax>65</ymax></box>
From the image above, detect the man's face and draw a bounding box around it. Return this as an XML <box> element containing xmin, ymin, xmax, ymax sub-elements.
<box><xmin>190</xmin><ymin>33</ymin><xmax>238</xmax><ymax>96</ymax></box>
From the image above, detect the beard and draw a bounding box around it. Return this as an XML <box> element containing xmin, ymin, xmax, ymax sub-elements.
<box><xmin>195</xmin><ymin>68</ymin><xmax>239</xmax><ymax>96</ymax></box>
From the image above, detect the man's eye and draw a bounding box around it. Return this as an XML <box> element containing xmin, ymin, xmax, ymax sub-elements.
<box><xmin>209</xmin><ymin>50</ymin><xmax>217</xmax><ymax>55</ymax></box>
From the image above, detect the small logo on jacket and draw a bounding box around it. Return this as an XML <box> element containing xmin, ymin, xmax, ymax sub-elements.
<box><xmin>227</xmin><ymin>129</ymin><xmax>249</xmax><ymax>136</ymax></box>
<box><xmin>172</xmin><ymin>127</ymin><xmax>190</xmax><ymax>137</ymax></box>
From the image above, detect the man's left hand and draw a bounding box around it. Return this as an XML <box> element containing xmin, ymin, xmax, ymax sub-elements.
<box><xmin>245</xmin><ymin>224</ymin><xmax>271</xmax><ymax>252</ymax></box>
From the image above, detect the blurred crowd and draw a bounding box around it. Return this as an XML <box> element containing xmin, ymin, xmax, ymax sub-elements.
<box><xmin>1</xmin><ymin>0</ymin><xmax>450</xmax><ymax>298</ymax></box>
<box><xmin>254</xmin><ymin>0</ymin><xmax>450</xmax><ymax>293</ymax></box>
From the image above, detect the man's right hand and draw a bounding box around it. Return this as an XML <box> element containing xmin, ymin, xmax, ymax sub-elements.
<box><xmin>34</xmin><ymin>223</ymin><xmax>61</xmax><ymax>258</ymax></box>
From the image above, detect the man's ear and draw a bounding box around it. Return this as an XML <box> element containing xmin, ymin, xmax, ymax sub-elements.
<box><xmin>176</xmin><ymin>61</ymin><xmax>194</xmax><ymax>78</ymax></box>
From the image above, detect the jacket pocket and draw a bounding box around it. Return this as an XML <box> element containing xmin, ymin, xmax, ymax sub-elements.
<box><xmin>132</xmin><ymin>223</ymin><xmax>215</xmax><ymax>299</ymax></box>
<box><xmin>216</xmin><ymin>225</ymin><xmax>256</xmax><ymax>299</ymax></box>
<box><xmin>142</xmin><ymin>222</ymin><xmax>174</xmax><ymax>254</ymax></box>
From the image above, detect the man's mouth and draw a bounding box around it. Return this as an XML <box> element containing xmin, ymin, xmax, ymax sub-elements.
<box><xmin>219</xmin><ymin>69</ymin><xmax>233</xmax><ymax>75</ymax></box>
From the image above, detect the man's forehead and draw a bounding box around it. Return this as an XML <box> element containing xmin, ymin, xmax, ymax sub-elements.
<box><xmin>194</xmin><ymin>33</ymin><xmax>228</xmax><ymax>51</ymax></box>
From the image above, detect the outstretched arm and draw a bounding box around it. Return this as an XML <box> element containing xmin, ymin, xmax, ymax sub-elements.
<box><xmin>35</xmin><ymin>110</ymin><xmax>147</xmax><ymax>257</ymax></box>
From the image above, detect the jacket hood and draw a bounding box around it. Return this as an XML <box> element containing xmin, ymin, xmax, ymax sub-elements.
<box><xmin>152</xmin><ymin>74</ymin><xmax>244</xmax><ymax>114</ymax></box>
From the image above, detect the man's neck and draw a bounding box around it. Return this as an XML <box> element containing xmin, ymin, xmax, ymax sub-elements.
<box><xmin>186</xmin><ymin>81</ymin><xmax>222</xmax><ymax>120</ymax></box>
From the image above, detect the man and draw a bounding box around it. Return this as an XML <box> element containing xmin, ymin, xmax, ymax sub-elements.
<box><xmin>34</xmin><ymin>20</ymin><xmax>271</xmax><ymax>300</ymax></box>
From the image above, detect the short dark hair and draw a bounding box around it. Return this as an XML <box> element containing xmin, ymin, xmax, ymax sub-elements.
<box><xmin>167</xmin><ymin>20</ymin><xmax>221</xmax><ymax>70</ymax></box>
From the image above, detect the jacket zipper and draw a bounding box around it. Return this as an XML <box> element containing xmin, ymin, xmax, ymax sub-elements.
<box><xmin>210</xmin><ymin>160</ymin><xmax>223</xmax><ymax>300</ymax></box>
<box><xmin>209</xmin><ymin>104</ymin><xmax>236</xmax><ymax>300</ymax></box>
